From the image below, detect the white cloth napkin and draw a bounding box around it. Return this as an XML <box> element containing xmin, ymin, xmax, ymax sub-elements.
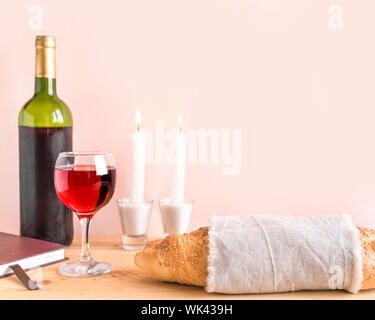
<box><xmin>206</xmin><ymin>215</ymin><xmax>362</xmax><ymax>294</ymax></box>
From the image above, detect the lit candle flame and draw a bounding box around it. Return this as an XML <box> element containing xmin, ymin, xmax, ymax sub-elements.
<box><xmin>135</xmin><ymin>108</ymin><xmax>142</xmax><ymax>131</ymax></box>
<box><xmin>178</xmin><ymin>112</ymin><xmax>183</xmax><ymax>132</ymax></box>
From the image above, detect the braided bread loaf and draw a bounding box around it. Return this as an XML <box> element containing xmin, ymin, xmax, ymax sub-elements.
<box><xmin>135</xmin><ymin>227</ymin><xmax>375</xmax><ymax>290</ymax></box>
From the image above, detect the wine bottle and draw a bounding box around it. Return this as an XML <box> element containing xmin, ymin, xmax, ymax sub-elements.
<box><xmin>18</xmin><ymin>36</ymin><xmax>74</xmax><ymax>245</ymax></box>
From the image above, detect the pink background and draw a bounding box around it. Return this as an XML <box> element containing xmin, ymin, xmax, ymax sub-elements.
<box><xmin>1</xmin><ymin>0</ymin><xmax>375</xmax><ymax>236</ymax></box>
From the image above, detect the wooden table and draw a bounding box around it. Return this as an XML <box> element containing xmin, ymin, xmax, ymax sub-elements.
<box><xmin>1</xmin><ymin>237</ymin><xmax>375</xmax><ymax>300</ymax></box>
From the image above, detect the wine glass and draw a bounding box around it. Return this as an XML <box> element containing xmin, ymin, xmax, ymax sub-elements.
<box><xmin>54</xmin><ymin>151</ymin><xmax>116</xmax><ymax>277</ymax></box>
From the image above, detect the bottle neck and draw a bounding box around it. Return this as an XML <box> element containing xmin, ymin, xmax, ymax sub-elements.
<box><xmin>34</xmin><ymin>43</ymin><xmax>56</xmax><ymax>96</ymax></box>
<box><xmin>34</xmin><ymin>77</ymin><xmax>56</xmax><ymax>96</ymax></box>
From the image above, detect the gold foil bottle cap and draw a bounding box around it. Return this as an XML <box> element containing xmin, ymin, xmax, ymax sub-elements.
<box><xmin>35</xmin><ymin>35</ymin><xmax>56</xmax><ymax>78</ymax></box>
<box><xmin>35</xmin><ymin>35</ymin><xmax>56</xmax><ymax>49</ymax></box>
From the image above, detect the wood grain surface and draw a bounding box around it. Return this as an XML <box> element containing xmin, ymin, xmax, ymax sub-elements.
<box><xmin>0</xmin><ymin>237</ymin><xmax>374</xmax><ymax>300</ymax></box>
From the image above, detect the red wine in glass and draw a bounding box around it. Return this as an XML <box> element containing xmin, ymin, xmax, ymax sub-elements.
<box><xmin>54</xmin><ymin>151</ymin><xmax>116</xmax><ymax>277</ymax></box>
<box><xmin>54</xmin><ymin>165</ymin><xmax>116</xmax><ymax>219</ymax></box>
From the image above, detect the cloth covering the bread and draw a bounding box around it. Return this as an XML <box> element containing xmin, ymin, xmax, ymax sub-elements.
<box><xmin>206</xmin><ymin>215</ymin><xmax>362</xmax><ymax>294</ymax></box>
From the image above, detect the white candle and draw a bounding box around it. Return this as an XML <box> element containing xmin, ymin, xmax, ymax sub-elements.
<box><xmin>171</xmin><ymin>113</ymin><xmax>187</xmax><ymax>203</ymax></box>
<box><xmin>130</xmin><ymin>109</ymin><xmax>146</xmax><ymax>203</ymax></box>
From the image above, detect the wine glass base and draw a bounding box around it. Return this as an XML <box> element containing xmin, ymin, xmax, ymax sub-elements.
<box><xmin>59</xmin><ymin>260</ymin><xmax>112</xmax><ymax>277</ymax></box>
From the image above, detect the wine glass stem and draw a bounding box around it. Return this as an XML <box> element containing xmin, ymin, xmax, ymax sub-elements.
<box><xmin>79</xmin><ymin>217</ymin><xmax>92</xmax><ymax>263</ymax></box>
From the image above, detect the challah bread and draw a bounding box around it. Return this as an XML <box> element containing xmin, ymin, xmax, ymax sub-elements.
<box><xmin>134</xmin><ymin>226</ymin><xmax>375</xmax><ymax>290</ymax></box>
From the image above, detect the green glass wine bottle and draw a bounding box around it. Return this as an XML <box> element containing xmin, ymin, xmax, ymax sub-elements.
<box><xmin>18</xmin><ymin>35</ymin><xmax>74</xmax><ymax>245</ymax></box>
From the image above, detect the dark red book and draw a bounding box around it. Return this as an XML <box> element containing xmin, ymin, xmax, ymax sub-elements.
<box><xmin>0</xmin><ymin>232</ymin><xmax>67</xmax><ymax>278</ymax></box>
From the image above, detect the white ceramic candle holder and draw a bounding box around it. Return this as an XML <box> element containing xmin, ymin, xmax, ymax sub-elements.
<box><xmin>117</xmin><ymin>198</ymin><xmax>153</xmax><ymax>251</ymax></box>
<box><xmin>158</xmin><ymin>198</ymin><xmax>194</xmax><ymax>236</ymax></box>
